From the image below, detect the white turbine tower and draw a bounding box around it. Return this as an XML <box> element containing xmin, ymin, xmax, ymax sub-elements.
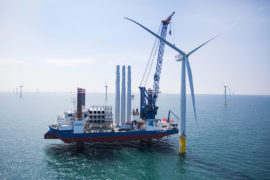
<box><xmin>228</xmin><ymin>86</ymin><xmax>232</xmax><ymax>98</ymax></box>
<box><xmin>105</xmin><ymin>81</ymin><xmax>108</xmax><ymax>102</ymax></box>
<box><xmin>224</xmin><ymin>85</ymin><xmax>229</xmax><ymax>105</ymax></box>
<box><xmin>125</xmin><ymin>17</ymin><xmax>219</xmax><ymax>154</ymax></box>
<box><xmin>19</xmin><ymin>85</ymin><xmax>24</xmax><ymax>99</ymax></box>
<box><xmin>220</xmin><ymin>83</ymin><xmax>229</xmax><ymax>104</ymax></box>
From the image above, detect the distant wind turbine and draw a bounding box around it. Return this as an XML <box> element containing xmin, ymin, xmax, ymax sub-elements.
<box><xmin>224</xmin><ymin>85</ymin><xmax>227</xmax><ymax>105</ymax></box>
<box><xmin>125</xmin><ymin>17</ymin><xmax>219</xmax><ymax>154</ymax></box>
<box><xmin>105</xmin><ymin>81</ymin><xmax>108</xmax><ymax>102</ymax></box>
<box><xmin>19</xmin><ymin>85</ymin><xmax>24</xmax><ymax>99</ymax></box>
<box><xmin>228</xmin><ymin>87</ymin><xmax>232</xmax><ymax>97</ymax></box>
<box><xmin>224</xmin><ymin>85</ymin><xmax>229</xmax><ymax>105</ymax></box>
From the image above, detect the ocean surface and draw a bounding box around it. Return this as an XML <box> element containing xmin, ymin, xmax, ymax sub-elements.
<box><xmin>0</xmin><ymin>92</ymin><xmax>270</xmax><ymax>179</ymax></box>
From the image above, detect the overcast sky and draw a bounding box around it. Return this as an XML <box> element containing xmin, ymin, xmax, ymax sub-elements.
<box><xmin>0</xmin><ymin>0</ymin><xmax>270</xmax><ymax>95</ymax></box>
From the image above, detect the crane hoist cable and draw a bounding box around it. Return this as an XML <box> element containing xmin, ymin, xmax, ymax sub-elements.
<box><xmin>144</xmin><ymin>35</ymin><xmax>159</xmax><ymax>86</ymax></box>
<box><xmin>140</xmin><ymin>23</ymin><xmax>162</xmax><ymax>87</ymax></box>
<box><xmin>140</xmin><ymin>36</ymin><xmax>158</xmax><ymax>86</ymax></box>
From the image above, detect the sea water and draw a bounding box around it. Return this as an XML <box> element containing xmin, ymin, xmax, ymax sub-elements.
<box><xmin>0</xmin><ymin>92</ymin><xmax>269</xmax><ymax>179</ymax></box>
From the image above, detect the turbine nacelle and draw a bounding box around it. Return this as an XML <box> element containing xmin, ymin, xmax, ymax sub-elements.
<box><xmin>175</xmin><ymin>54</ymin><xmax>185</xmax><ymax>61</ymax></box>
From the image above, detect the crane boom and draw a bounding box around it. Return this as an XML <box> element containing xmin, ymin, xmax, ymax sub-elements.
<box><xmin>153</xmin><ymin>12</ymin><xmax>175</xmax><ymax>104</ymax></box>
<box><xmin>139</xmin><ymin>12</ymin><xmax>175</xmax><ymax>120</ymax></box>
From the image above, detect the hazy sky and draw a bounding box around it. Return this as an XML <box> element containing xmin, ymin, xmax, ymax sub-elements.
<box><xmin>0</xmin><ymin>0</ymin><xmax>270</xmax><ymax>95</ymax></box>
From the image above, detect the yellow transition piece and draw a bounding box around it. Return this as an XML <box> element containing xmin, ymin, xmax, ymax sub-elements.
<box><xmin>179</xmin><ymin>136</ymin><xmax>186</xmax><ymax>154</ymax></box>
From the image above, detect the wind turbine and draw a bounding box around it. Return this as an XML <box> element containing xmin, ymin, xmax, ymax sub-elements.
<box><xmin>224</xmin><ymin>85</ymin><xmax>228</xmax><ymax>105</ymax></box>
<box><xmin>125</xmin><ymin>17</ymin><xmax>219</xmax><ymax>154</ymax></box>
<box><xmin>105</xmin><ymin>81</ymin><xmax>108</xmax><ymax>102</ymax></box>
<box><xmin>228</xmin><ymin>86</ymin><xmax>232</xmax><ymax>97</ymax></box>
<box><xmin>19</xmin><ymin>85</ymin><xmax>24</xmax><ymax>99</ymax></box>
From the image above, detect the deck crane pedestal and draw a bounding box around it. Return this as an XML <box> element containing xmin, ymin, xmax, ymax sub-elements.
<box><xmin>139</xmin><ymin>12</ymin><xmax>175</xmax><ymax>120</ymax></box>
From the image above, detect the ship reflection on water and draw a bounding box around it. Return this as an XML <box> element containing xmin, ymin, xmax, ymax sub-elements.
<box><xmin>44</xmin><ymin>139</ymin><xmax>178</xmax><ymax>179</ymax></box>
<box><xmin>44</xmin><ymin>139</ymin><xmax>252</xmax><ymax>180</ymax></box>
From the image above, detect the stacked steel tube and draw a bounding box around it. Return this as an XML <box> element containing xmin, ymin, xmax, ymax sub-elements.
<box><xmin>84</xmin><ymin>106</ymin><xmax>113</xmax><ymax>132</ymax></box>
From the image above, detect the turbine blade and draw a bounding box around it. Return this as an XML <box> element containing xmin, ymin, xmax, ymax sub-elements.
<box><xmin>187</xmin><ymin>33</ymin><xmax>221</xmax><ymax>57</ymax></box>
<box><xmin>124</xmin><ymin>17</ymin><xmax>186</xmax><ymax>57</ymax></box>
<box><xmin>186</xmin><ymin>58</ymin><xmax>198</xmax><ymax>126</ymax></box>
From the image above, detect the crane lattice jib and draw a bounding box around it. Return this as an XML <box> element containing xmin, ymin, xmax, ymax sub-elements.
<box><xmin>152</xmin><ymin>12</ymin><xmax>174</xmax><ymax>104</ymax></box>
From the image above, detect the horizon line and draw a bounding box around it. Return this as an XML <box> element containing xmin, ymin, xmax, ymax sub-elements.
<box><xmin>1</xmin><ymin>91</ymin><xmax>269</xmax><ymax>96</ymax></box>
